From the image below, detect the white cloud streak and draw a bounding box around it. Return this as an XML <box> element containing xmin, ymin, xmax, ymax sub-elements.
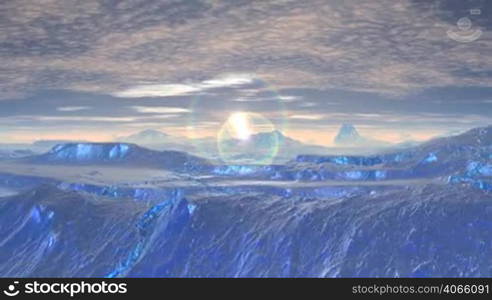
<box><xmin>113</xmin><ymin>74</ymin><xmax>255</xmax><ymax>98</ymax></box>
<box><xmin>131</xmin><ymin>106</ymin><xmax>190</xmax><ymax>114</ymax></box>
<box><xmin>56</xmin><ymin>106</ymin><xmax>91</xmax><ymax>112</ymax></box>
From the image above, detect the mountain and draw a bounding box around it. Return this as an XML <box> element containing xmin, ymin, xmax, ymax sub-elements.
<box><xmin>334</xmin><ymin>124</ymin><xmax>364</xmax><ymax>145</ymax></box>
<box><xmin>117</xmin><ymin>129</ymin><xmax>331</xmax><ymax>163</ymax></box>
<box><xmin>117</xmin><ymin>129</ymin><xmax>169</xmax><ymax>145</ymax></box>
<box><xmin>220</xmin><ymin>130</ymin><xmax>330</xmax><ymax>163</ymax></box>
<box><xmin>29</xmin><ymin>142</ymin><xmax>212</xmax><ymax>172</ymax></box>
<box><xmin>214</xmin><ymin>125</ymin><xmax>492</xmax><ymax>183</ymax></box>
<box><xmin>32</xmin><ymin>140</ymin><xmax>89</xmax><ymax>151</ymax></box>
<box><xmin>333</xmin><ymin>124</ymin><xmax>391</xmax><ymax>148</ymax></box>
<box><xmin>116</xmin><ymin>129</ymin><xmax>199</xmax><ymax>154</ymax></box>
<box><xmin>257</xmin><ymin>130</ymin><xmax>330</xmax><ymax>156</ymax></box>
<box><xmin>223</xmin><ymin>130</ymin><xmax>298</xmax><ymax>149</ymax></box>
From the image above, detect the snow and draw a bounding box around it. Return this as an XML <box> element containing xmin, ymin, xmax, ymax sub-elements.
<box><xmin>423</xmin><ymin>152</ymin><xmax>438</xmax><ymax>163</ymax></box>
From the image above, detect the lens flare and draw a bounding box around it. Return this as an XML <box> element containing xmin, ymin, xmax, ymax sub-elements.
<box><xmin>228</xmin><ymin>112</ymin><xmax>252</xmax><ymax>141</ymax></box>
<box><xmin>183</xmin><ymin>76</ymin><xmax>290</xmax><ymax>162</ymax></box>
<box><xmin>217</xmin><ymin>112</ymin><xmax>279</xmax><ymax>165</ymax></box>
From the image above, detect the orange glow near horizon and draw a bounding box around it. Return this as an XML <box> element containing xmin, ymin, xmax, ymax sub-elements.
<box><xmin>6</xmin><ymin>131</ymin><xmax>118</xmax><ymax>143</ymax></box>
<box><xmin>3</xmin><ymin>127</ymin><xmax>443</xmax><ymax>146</ymax></box>
<box><xmin>284</xmin><ymin>128</ymin><xmax>442</xmax><ymax>147</ymax></box>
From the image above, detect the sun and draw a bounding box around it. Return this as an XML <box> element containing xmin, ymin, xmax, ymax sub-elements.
<box><xmin>228</xmin><ymin>112</ymin><xmax>252</xmax><ymax>140</ymax></box>
<box><xmin>217</xmin><ymin>111</ymin><xmax>280</xmax><ymax>164</ymax></box>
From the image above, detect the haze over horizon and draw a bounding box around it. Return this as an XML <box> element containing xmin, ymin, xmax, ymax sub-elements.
<box><xmin>1</xmin><ymin>0</ymin><xmax>492</xmax><ymax>147</ymax></box>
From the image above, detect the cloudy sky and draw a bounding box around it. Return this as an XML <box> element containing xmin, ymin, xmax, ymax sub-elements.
<box><xmin>1</xmin><ymin>0</ymin><xmax>492</xmax><ymax>146</ymax></box>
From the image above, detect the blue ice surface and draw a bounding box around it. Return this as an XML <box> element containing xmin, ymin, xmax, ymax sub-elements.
<box><xmin>375</xmin><ymin>170</ymin><xmax>386</xmax><ymax>180</ymax></box>
<box><xmin>296</xmin><ymin>155</ymin><xmax>383</xmax><ymax>166</ymax></box>
<box><xmin>76</xmin><ymin>144</ymin><xmax>93</xmax><ymax>160</ymax></box>
<box><xmin>213</xmin><ymin>165</ymin><xmax>259</xmax><ymax>176</ymax></box>
<box><xmin>109</xmin><ymin>144</ymin><xmax>129</xmax><ymax>159</ymax></box>
<box><xmin>45</xmin><ymin>232</ymin><xmax>57</xmax><ymax>250</ymax></box>
<box><xmin>105</xmin><ymin>201</ymin><xmax>170</xmax><ymax>278</ymax></box>
<box><xmin>423</xmin><ymin>152</ymin><xmax>438</xmax><ymax>163</ymax></box>
<box><xmin>448</xmin><ymin>174</ymin><xmax>492</xmax><ymax>191</ymax></box>
<box><xmin>137</xmin><ymin>201</ymin><xmax>172</xmax><ymax>234</ymax></box>
<box><xmin>479</xmin><ymin>165</ymin><xmax>492</xmax><ymax>176</ymax></box>
<box><xmin>48</xmin><ymin>143</ymin><xmax>133</xmax><ymax>161</ymax></box>
<box><xmin>105</xmin><ymin>190</ymin><xmax>186</xmax><ymax>278</ymax></box>
<box><xmin>106</xmin><ymin>242</ymin><xmax>144</xmax><ymax>278</ymax></box>
<box><xmin>58</xmin><ymin>182</ymin><xmax>180</xmax><ymax>202</ymax></box>
<box><xmin>187</xmin><ymin>204</ymin><xmax>197</xmax><ymax>215</ymax></box>
<box><xmin>29</xmin><ymin>206</ymin><xmax>42</xmax><ymax>223</ymax></box>
<box><xmin>344</xmin><ymin>170</ymin><xmax>364</xmax><ymax>180</ymax></box>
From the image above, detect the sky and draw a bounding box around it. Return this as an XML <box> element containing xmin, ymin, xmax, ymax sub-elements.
<box><xmin>1</xmin><ymin>0</ymin><xmax>492</xmax><ymax>146</ymax></box>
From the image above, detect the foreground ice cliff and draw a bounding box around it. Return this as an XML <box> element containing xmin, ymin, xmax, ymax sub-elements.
<box><xmin>0</xmin><ymin>183</ymin><xmax>490</xmax><ymax>277</ymax></box>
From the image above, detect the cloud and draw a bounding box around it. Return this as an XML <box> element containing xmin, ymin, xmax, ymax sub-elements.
<box><xmin>0</xmin><ymin>0</ymin><xmax>491</xmax><ymax>100</ymax></box>
<box><xmin>19</xmin><ymin>116</ymin><xmax>138</xmax><ymax>123</ymax></box>
<box><xmin>0</xmin><ymin>114</ymin><xmax>180</xmax><ymax>125</ymax></box>
<box><xmin>277</xmin><ymin>95</ymin><xmax>301</xmax><ymax>102</ymax></box>
<box><xmin>199</xmin><ymin>74</ymin><xmax>255</xmax><ymax>89</ymax></box>
<box><xmin>232</xmin><ymin>94</ymin><xmax>300</xmax><ymax>103</ymax></box>
<box><xmin>56</xmin><ymin>106</ymin><xmax>91</xmax><ymax>112</ymax></box>
<box><xmin>131</xmin><ymin>106</ymin><xmax>190</xmax><ymax>114</ymax></box>
<box><xmin>114</xmin><ymin>84</ymin><xmax>201</xmax><ymax>98</ymax></box>
<box><xmin>112</xmin><ymin>74</ymin><xmax>255</xmax><ymax>98</ymax></box>
<box><xmin>290</xmin><ymin>114</ymin><xmax>325</xmax><ymax>120</ymax></box>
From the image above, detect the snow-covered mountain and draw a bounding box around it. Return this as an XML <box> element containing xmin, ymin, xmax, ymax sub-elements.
<box><xmin>29</xmin><ymin>142</ymin><xmax>212</xmax><ymax>172</ymax></box>
<box><xmin>32</xmin><ymin>140</ymin><xmax>89</xmax><ymax>151</ymax></box>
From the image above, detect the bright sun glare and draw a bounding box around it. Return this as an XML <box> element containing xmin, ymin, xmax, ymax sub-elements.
<box><xmin>228</xmin><ymin>112</ymin><xmax>252</xmax><ymax>140</ymax></box>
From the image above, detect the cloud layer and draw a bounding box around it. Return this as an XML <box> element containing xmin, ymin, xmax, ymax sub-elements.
<box><xmin>1</xmin><ymin>0</ymin><xmax>492</xmax><ymax>144</ymax></box>
<box><xmin>1</xmin><ymin>0</ymin><xmax>491</xmax><ymax>99</ymax></box>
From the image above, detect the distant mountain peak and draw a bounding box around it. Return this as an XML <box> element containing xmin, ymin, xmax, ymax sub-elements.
<box><xmin>127</xmin><ymin>129</ymin><xmax>168</xmax><ymax>138</ymax></box>
<box><xmin>334</xmin><ymin>124</ymin><xmax>363</xmax><ymax>146</ymax></box>
<box><xmin>117</xmin><ymin>129</ymin><xmax>169</xmax><ymax>144</ymax></box>
<box><xmin>136</xmin><ymin>129</ymin><xmax>168</xmax><ymax>136</ymax></box>
<box><xmin>253</xmin><ymin>130</ymin><xmax>285</xmax><ymax>139</ymax></box>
